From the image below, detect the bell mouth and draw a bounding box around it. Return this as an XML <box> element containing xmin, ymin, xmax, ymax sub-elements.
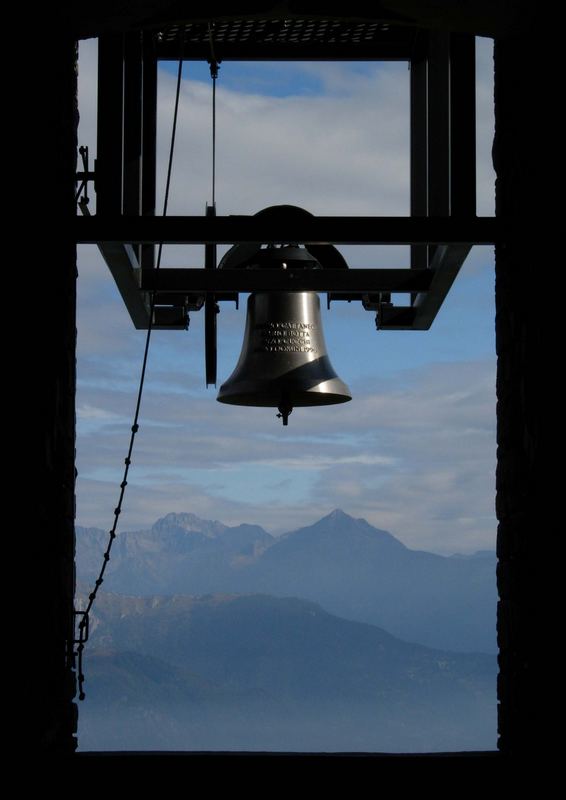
<box><xmin>217</xmin><ymin>354</ymin><xmax>352</xmax><ymax>408</ymax></box>
<box><xmin>217</xmin><ymin>383</ymin><xmax>352</xmax><ymax>408</ymax></box>
<box><xmin>218</xmin><ymin>381</ymin><xmax>351</xmax><ymax>426</ymax></box>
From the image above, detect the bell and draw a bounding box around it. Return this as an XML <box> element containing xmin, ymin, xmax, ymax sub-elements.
<box><xmin>217</xmin><ymin>288</ymin><xmax>352</xmax><ymax>425</ymax></box>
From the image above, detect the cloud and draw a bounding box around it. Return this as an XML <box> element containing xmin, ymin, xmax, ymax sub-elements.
<box><xmin>151</xmin><ymin>61</ymin><xmax>411</xmax><ymax>218</ymax></box>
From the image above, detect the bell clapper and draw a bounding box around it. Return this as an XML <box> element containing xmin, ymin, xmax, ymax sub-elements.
<box><xmin>277</xmin><ymin>400</ymin><xmax>293</xmax><ymax>426</ymax></box>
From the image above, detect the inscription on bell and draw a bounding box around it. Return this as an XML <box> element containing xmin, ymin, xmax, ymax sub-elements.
<box><xmin>255</xmin><ymin>321</ymin><xmax>317</xmax><ymax>354</ymax></box>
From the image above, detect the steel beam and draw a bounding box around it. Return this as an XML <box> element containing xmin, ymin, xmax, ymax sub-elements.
<box><xmin>204</xmin><ymin>204</ymin><xmax>218</xmax><ymax>386</ymax></box>
<box><xmin>140</xmin><ymin>267</ymin><xmax>434</xmax><ymax>295</ymax></box>
<box><xmin>411</xmin><ymin>243</ymin><xmax>472</xmax><ymax>329</ymax></box>
<box><xmin>427</xmin><ymin>31</ymin><xmax>451</xmax><ymax>220</ymax></box>
<box><xmin>141</xmin><ymin>32</ymin><xmax>157</xmax><ymax>269</ymax></box>
<box><xmin>123</xmin><ymin>32</ymin><xmax>143</xmax><ymax>267</ymax></box>
<box><xmin>96</xmin><ymin>35</ymin><xmax>124</xmax><ymax>217</ymax></box>
<box><xmin>97</xmin><ymin>241</ymin><xmax>150</xmax><ymax>328</ymax></box>
<box><xmin>80</xmin><ymin>202</ymin><xmax>150</xmax><ymax>328</ymax></box>
<box><xmin>123</xmin><ymin>32</ymin><xmax>143</xmax><ymax>219</ymax></box>
<box><xmin>378</xmin><ymin>306</ymin><xmax>418</xmax><ymax>329</ymax></box>
<box><xmin>74</xmin><ymin>215</ymin><xmax>498</xmax><ymax>245</ymax></box>
<box><xmin>450</xmin><ymin>33</ymin><xmax>476</xmax><ymax>217</ymax></box>
<box><xmin>155</xmin><ymin>42</ymin><xmax>413</xmax><ymax>62</ymax></box>
<box><xmin>410</xmin><ymin>32</ymin><xmax>428</xmax><ymax>271</ymax></box>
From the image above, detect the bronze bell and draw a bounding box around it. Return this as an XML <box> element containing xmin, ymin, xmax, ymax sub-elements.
<box><xmin>216</xmin><ymin>244</ymin><xmax>352</xmax><ymax>425</ymax></box>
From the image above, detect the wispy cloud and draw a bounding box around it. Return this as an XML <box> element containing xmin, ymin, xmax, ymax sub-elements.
<box><xmin>76</xmin><ymin>355</ymin><xmax>496</xmax><ymax>552</ymax></box>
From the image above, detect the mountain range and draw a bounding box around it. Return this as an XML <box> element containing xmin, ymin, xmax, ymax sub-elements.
<box><xmin>77</xmin><ymin>509</ymin><xmax>496</xmax><ymax>653</ymax></box>
<box><xmin>77</xmin><ymin>590</ymin><xmax>496</xmax><ymax>753</ymax></box>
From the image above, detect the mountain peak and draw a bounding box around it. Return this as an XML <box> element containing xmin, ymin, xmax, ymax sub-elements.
<box><xmin>278</xmin><ymin>509</ymin><xmax>406</xmax><ymax>551</ymax></box>
<box><xmin>318</xmin><ymin>509</ymin><xmax>383</xmax><ymax>533</ymax></box>
<box><xmin>320</xmin><ymin>509</ymin><xmax>359</xmax><ymax>527</ymax></box>
<box><xmin>327</xmin><ymin>508</ymin><xmax>351</xmax><ymax>520</ymax></box>
<box><xmin>152</xmin><ymin>512</ymin><xmax>228</xmax><ymax>538</ymax></box>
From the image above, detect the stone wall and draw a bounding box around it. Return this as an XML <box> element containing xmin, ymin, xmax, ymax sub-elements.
<box><xmin>494</xmin><ymin>33</ymin><xmax>543</xmax><ymax>756</ymax></box>
<box><xmin>36</xmin><ymin>34</ymin><xmax>78</xmax><ymax>753</ymax></box>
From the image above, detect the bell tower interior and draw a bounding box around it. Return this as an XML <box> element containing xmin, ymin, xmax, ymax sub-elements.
<box><xmin>33</xmin><ymin>2</ymin><xmax>550</xmax><ymax>767</ymax></box>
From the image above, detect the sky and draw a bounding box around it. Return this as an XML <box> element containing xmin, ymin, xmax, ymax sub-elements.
<box><xmin>75</xmin><ymin>37</ymin><xmax>496</xmax><ymax>555</ymax></box>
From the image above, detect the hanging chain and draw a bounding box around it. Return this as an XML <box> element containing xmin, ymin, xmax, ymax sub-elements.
<box><xmin>74</xmin><ymin>38</ymin><xmax>186</xmax><ymax>701</ymax></box>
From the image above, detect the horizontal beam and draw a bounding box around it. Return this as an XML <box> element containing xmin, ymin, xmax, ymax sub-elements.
<box><xmin>156</xmin><ymin>42</ymin><xmax>412</xmax><ymax>61</ymax></box>
<box><xmin>140</xmin><ymin>268</ymin><xmax>434</xmax><ymax>294</ymax></box>
<box><xmin>378</xmin><ymin>306</ymin><xmax>417</xmax><ymax>329</ymax></box>
<box><xmin>75</xmin><ymin>215</ymin><xmax>498</xmax><ymax>245</ymax></box>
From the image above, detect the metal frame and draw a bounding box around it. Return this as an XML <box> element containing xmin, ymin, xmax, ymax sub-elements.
<box><xmin>79</xmin><ymin>26</ymin><xmax>492</xmax><ymax>332</ymax></box>
<box><xmin>155</xmin><ymin>19</ymin><xmax>417</xmax><ymax>62</ymax></box>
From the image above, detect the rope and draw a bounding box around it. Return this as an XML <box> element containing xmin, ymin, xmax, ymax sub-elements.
<box><xmin>75</xmin><ymin>39</ymin><xmax>185</xmax><ymax>702</ymax></box>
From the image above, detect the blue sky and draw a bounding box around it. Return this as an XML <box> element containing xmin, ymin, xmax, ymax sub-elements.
<box><xmin>76</xmin><ymin>38</ymin><xmax>496</xmax><ymax>554</ymax></box>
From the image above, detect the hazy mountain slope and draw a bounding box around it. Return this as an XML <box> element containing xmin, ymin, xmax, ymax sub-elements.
<box><xmin>78</xmin><ymin>591</ymin><xmax>496</xmax><ymax>753</ymax></box>
<box><xmin>244</xmin><ymin>510</ymin><xmax>496</xmax><ymax>652</ymax></box>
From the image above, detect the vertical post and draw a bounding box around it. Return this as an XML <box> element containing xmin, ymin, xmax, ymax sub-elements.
<box><xmin>123</xmin><ymin>31</ymin><xmax>143</xmax><ymax>218</ymax></box>
<box><xmin>450</xmin><ymin>34</ymin><xmax>476</xmax><ymax>217</ymax></box>
<box><xmin>427</xmin><ymin>30</ymin><xmax>451</xmax><ymax>262</ymax></box>
<box><xmin>141</xmin><ymin>32</ymin><xmax>158</xmax><ymax>269</ymax></box>
<box><xmin>124</xmin><ymin>32</ymin><xmax>143</xmax><ymax>264</ymax></box>
<box><xmin>96</xmin><ymin>35</ymin><xmax>124</xmax><ymax>217</ymax></box>
<box><xmin>410</xmin><ymin>31</ymin><xmax>429</xmax><ymax>272</ymax></box>
<box><xmin>427</xmin><ymin>30</ymin><xmax>451</xmax><ymax>217</ymax></box>
<box><xmin>205</xmin><ymin>204</ymin><xmax>218</xmax><ymax>387</ymax></box>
